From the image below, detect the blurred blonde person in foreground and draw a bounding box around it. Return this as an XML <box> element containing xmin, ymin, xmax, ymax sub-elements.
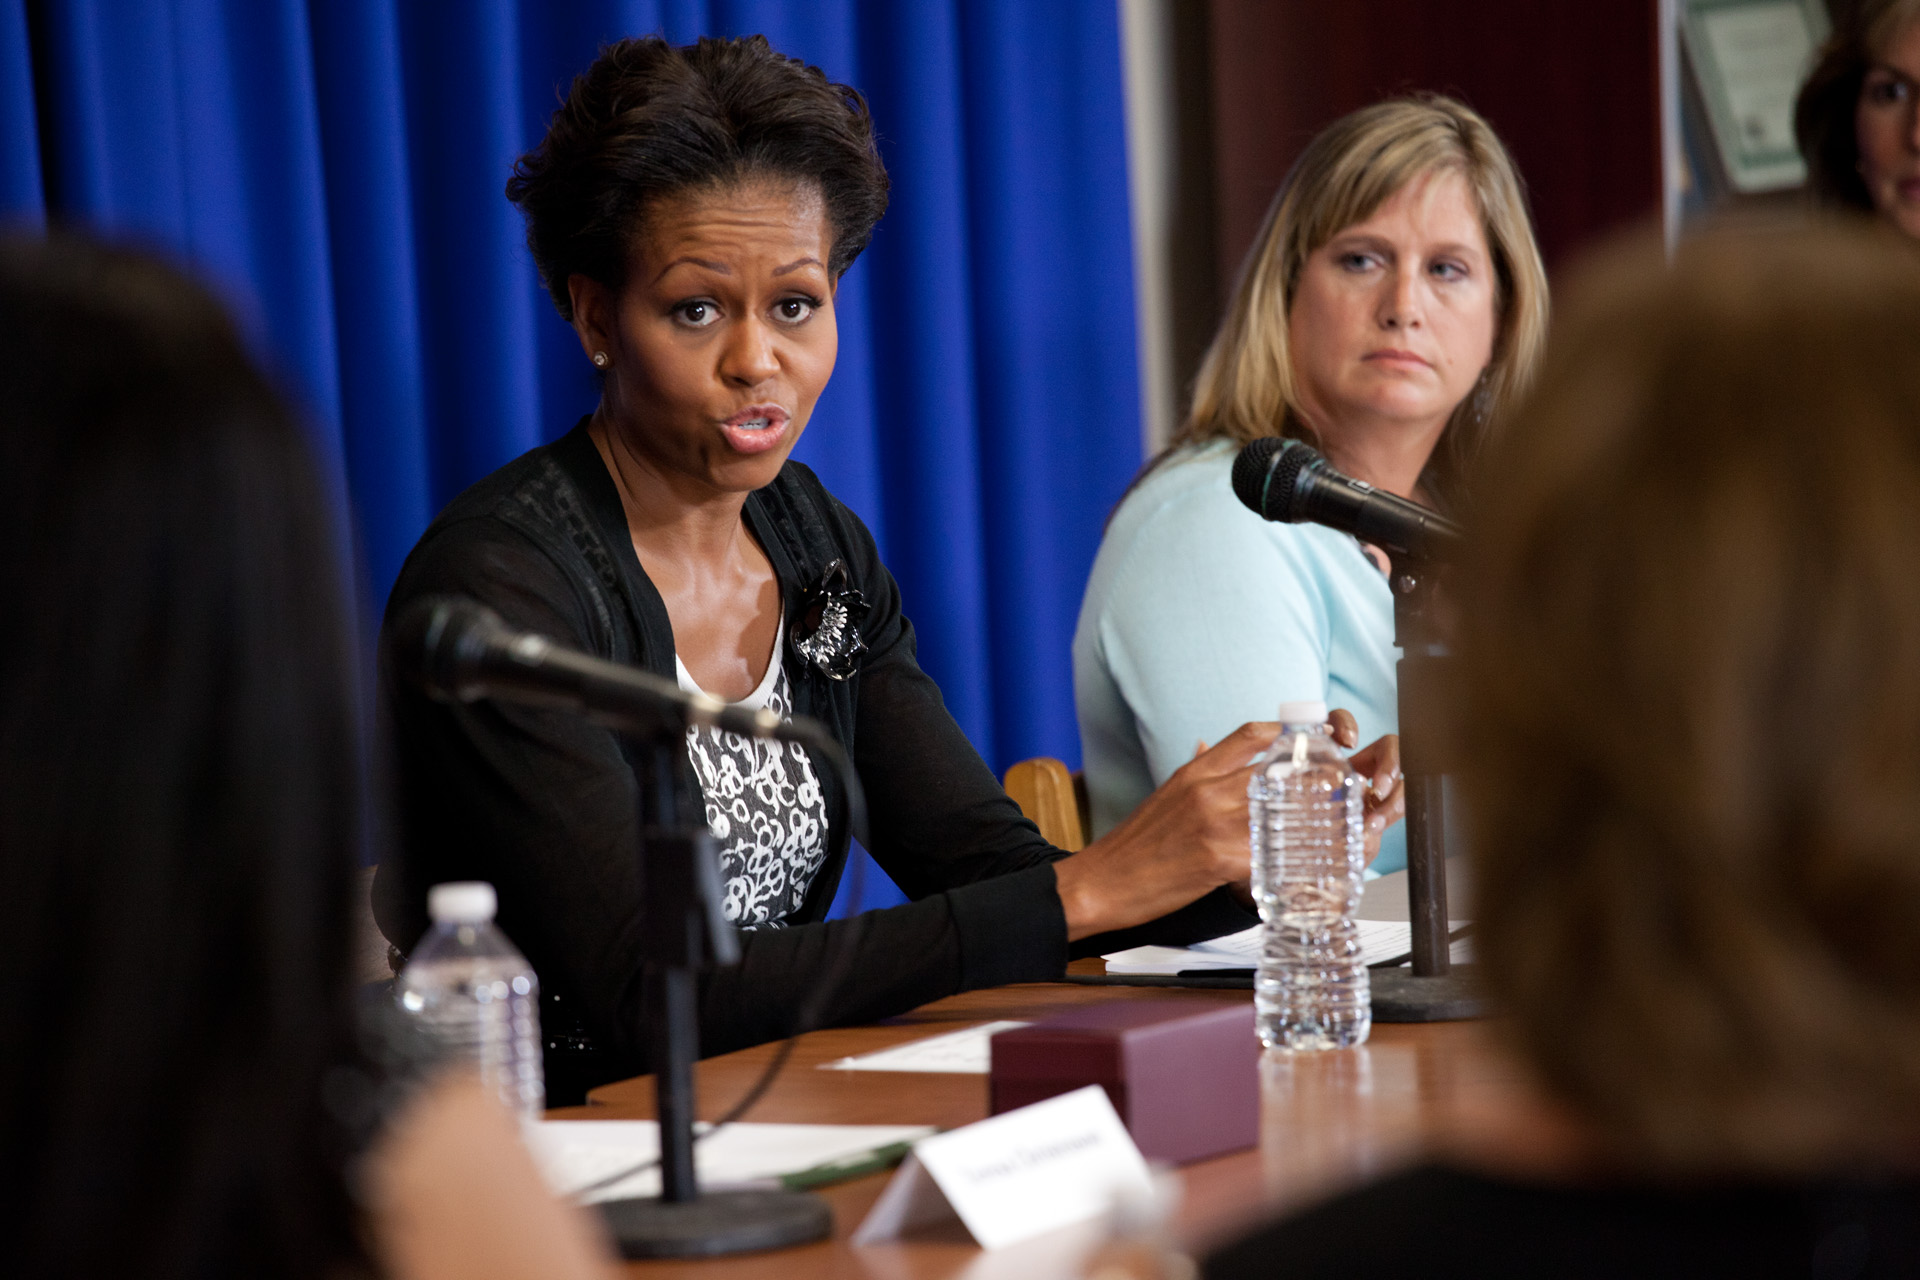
<box><xmin>0</xmin><ymin>234</ymin><xmax>617</xmax><ymax>1280</ymax></box>
<box><xmin>1073</xmin><ymin>95</ymin><xmax>1547</xmax><ymax>874</ymax></box>
<box><xmin>1208</xmin><ymin>222</ymin><xmax>1920</xmax><ymax>1276</ymax></box>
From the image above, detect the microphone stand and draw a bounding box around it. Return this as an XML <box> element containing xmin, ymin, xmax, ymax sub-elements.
<box><xmin>594</xmin><ymin>729</ymin><xmax>831</xmax><ymax>1258</ymax></box>
<box><xmin>1367</xmin><ymin>553</ymin><xmax>1485</xmax><ymax>1022</ymax></box>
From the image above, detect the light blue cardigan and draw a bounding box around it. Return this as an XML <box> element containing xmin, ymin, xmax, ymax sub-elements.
<box><xmin>1072</xmin><ymin>439</ymin><xmax>1406</xmax><ymax>874</ymax></box>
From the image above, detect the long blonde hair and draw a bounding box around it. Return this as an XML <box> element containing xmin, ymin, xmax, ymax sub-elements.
<box><xmin>1175</xmin><ymin>95</ymin><xmax>1548</xmax><ymax>510</ymax></box>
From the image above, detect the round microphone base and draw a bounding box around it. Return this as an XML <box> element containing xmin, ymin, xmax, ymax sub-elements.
<box><xmin>597</xmin><ymin>1188</ymin><xmax>832</xmax><ymax>1259</ymax></box>
<box><xmin>1370</xmin><ymin>964</ymin><xmax>1487</xmax><ymax>1022</ymax></box>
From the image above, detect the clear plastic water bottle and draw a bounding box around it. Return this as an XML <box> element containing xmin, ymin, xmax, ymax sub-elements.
<box><xmin>394</xmin><ymin>882</ymin><xmax>545</xmax><ymax>1120</ymax></box>
<box><xmin>1249</xmin><ymin>700</ymin><xmax>1371</xmax><ymax>1050</ymax></box>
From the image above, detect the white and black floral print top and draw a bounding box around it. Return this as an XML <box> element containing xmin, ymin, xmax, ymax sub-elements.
<box><xmin>676</xmin><ymin>619</ymin><xmax>829</xmax><ymax>928</ymax></box>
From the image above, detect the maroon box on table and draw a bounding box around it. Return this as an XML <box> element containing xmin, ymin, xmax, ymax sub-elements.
<box><xmin>987</xmin><ymin>1000</ymin><xmax>1259</xmax><ymax>1165</ymax></box>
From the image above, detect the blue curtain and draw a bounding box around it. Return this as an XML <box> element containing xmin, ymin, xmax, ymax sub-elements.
<box><xmin>1</xmin><ymin>0</ymin><xmax>1143</xmax><ymax>913</ymax></box>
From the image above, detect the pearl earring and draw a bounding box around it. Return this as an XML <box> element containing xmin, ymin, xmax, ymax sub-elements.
<box><xmin>592</xmin><ymin>351</ymin><xmax>608</xmax><ymax>368</ymax></box>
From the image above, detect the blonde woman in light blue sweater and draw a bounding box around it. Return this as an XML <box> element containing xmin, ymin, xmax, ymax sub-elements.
<box><xmin>1075</xmin><ymin>96</ymin><xmax>1548</xmax><ymax>874</ymax></box>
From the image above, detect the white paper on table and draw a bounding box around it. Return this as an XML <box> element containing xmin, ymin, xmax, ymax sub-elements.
<box><xmin>527</xmin><ymin>1120</ymin><xmax>934</xmax><ymax>1203</ymax></box>
<box><xmin>852</xmin><ymin>1085</ymin><xmax>1151</xmax><ymax>1251</ymax></box>
<box><xmin>1102</xmin><ymin>920</ymin><xmax>1471</xmax><ymax>975</ymax></box>
<box><xmin>819</xmin><ymin>1020</ymin><xmax>1030</xmax><ymax>1074</ymax></box>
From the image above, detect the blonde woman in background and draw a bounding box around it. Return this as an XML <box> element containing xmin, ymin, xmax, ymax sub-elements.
<box><xmin>1074</xmin><ymin>95</ymin><xmax>1548</xmax><ymax>874</ymax></box>
<box><xmin>1796</xmin><ymin>0</ymin><xmax>1920</xmax><ymax>239</ymax></box>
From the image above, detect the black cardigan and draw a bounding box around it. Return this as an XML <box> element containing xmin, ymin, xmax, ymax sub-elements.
<box><xmin>373</xmin><ymin>421</ymin><xmax>1252</xmax><ymax>1092</ymax></box>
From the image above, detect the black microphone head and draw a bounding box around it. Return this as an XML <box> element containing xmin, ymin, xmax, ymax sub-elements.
<box><xmin>1231</xmin><ymin>436</ymin><xmax>1323</xmax><ymax>522</ymax></box>
<box><xmin>389</xmin><ymin>596</ymin><xmax>510</xmax><ymax>703</ymax></box>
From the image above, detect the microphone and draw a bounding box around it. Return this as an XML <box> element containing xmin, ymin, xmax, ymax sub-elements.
<box><xmin>391</xmin><ymin>595</ymin><xmax>786</xmax><ymax>741</ymax></box>
<box><xmin>1230</xmin><ymin>437</ymin><xmax>1462</xmax><ymax>560</ymax></box>
<box><xmin>394</xmin><ymin>594</ymin><xmax>873</xmax><ymax>847</ymax></box>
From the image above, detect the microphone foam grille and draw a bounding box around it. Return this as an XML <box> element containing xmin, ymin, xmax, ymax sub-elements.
<box><xmin>389</xmin><ymin>595</ymin><xmax>506</xmax><ymax>701</ymax></box>
<box><xmin>1231</xmin><ymin>436</ymin><xmax>1320</xmax><ymax>521</ymax></box>
<box><xmin>1267</xmin><ymin>442</ymin><xmax>1317</xmax><ymax>521</ymax></box>
<box><xmin>1231</xmin><ymin>437</ymin><xmax>1284</xmax><ymax>514</ymax></box>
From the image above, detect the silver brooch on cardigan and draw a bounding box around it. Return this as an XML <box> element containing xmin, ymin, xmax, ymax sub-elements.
<box><xmin>791</xmin><ymin>558</ymin><xmax>869</xmax><ymax>681</ymax></box>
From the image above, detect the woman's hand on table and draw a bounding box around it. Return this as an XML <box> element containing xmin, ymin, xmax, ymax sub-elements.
<box><xmin>1051</xmin><ymin>721</ymin><xmax>1277</xmax><ymax>941</ymax></box>
<box><xmin>1330</xmin><ymin>708</ymin><xmax>1405</xmax><ymax>861</ymax></box>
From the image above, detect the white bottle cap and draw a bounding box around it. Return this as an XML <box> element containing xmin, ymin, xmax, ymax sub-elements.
<box><xmin>1274</xmin><ymin>699</ymin><xmax>1328</xmax><ymax>725</ymax></box>
<box><xmin>428</xmin><ymin>881</ymin><xmax>497</xmax><ymax>924</ymax></box>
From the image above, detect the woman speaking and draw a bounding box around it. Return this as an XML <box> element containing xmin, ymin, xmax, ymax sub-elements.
<box><xmin>1074</xmin><ymin>96</ymin><xmax>1549</xmax><ymax>874</ymax></box>
<box><xmin>376</xmin><ymin>35</ymin><xmax>1263</xmax><ymax>1101</ymax></box>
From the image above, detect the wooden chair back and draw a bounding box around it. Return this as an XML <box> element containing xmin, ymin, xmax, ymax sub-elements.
<box><xmin>1002</xmin><ymin>757</ymin><xmax>1091</xmax><ymax>851</ymax></box>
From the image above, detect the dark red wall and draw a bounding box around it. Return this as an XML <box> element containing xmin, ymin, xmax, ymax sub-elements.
<box><xmin>1206</xmin><ymin>0</ymin><xmax>1662</xmax><ymax>293</ymax></box>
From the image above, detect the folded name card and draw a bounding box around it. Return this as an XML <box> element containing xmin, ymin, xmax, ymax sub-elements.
<box><xmin>851</xmin><ymin>1085</ymin><xmax>1152</xmax><ymax>1250</ymax></box>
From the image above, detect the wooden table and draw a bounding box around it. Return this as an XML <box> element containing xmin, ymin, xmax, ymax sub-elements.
<box><xmin>556</xmin><ymin>961</ymin><xmax>1547</xmax><ymax>1279</ymax></box>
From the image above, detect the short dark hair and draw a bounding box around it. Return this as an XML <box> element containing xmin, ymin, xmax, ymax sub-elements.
<box><xmin>507</xmin><ymin>34</ymin><xmax>891</xmax><ymax>320</ymax></box>
<box><xmin>0</xmin><ymin>234</ymin><xmax>369</xmax><ymax>1277</ymax></box>
<box><xmin>1795</xmin><ymin>0</ymin><xmax>1920</xmax><ymax>211</ymax></box>
<box><xmin>1461</xmin><ymin>221</ymin><xmax>1920</xmax><ymax>1177</ymax></box>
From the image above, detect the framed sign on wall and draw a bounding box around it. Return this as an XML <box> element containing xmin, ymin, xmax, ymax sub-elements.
<box><xmin>1680</xmin><ymin>0</ymin><xmax>1829</xmax><ymax>192</ymax></box>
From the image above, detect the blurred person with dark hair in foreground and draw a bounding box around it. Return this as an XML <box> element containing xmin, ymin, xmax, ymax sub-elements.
<box><xmin>0</xmin><ymin>234</ymin><xmax>615</xmax><ymax>1280</ymax></box>
<box><xmin>1207</xmin><ymin>221</ymin><xmax>1920</xmax><ymax>1276</ymax></box>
